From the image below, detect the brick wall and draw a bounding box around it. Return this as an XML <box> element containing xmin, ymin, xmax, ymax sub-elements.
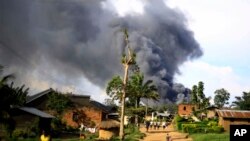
<box><xmin>62</xmin><ymin>106</ymin><xmax>102</xmax><ymax>128</ymax></box>
<box><xmin>178</xmin><ymin>104</ymin><xmax>196</xmax><ymax>116</ymax></box>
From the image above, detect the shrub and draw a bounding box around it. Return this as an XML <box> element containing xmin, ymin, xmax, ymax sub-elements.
<box><xmin>12</xmin><ymin>129</ymin><xmax>25</xmax><ymax>138</ymax></box>
<box><xmin>182</xmin><ymin>124</ymin><xmax>197</xmax><ymax>133</ymax></box>
<box><xmin>212</xmin><ymin>126</ymin><xmax>224</xmax><ymax>133</ymax></box>
<box><xmin>207</xmin><ymin>121</ymin><xmax>218</xmax><ymax>126</ymax></box>
<box><xmin>174</xmin><ymin>115</ymin><xmax>185</xmax><ymax>122</ymax></box>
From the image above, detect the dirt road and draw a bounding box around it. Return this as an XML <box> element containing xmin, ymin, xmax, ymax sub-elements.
<box><xmin>140</xmin><ymin>124</ymin><xmax>193</xmax><ymax>141</ymax></box>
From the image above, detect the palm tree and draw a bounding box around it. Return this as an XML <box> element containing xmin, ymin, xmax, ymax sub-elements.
<box><xmin>0</xmin><ymin>65</ymin><xmax>14</xmax><ymax>87</ymax></box>
<box><xmin>129</xmin><ymin>73</ymin><xmax>159</xmax><ymax>125</ymax></box>
<box><xmin>0</xmin><ymin>65</ymin><xmax>28</xmax><ymax>117</ymax></box>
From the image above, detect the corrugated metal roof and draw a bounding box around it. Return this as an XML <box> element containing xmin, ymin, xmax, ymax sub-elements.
<box><xmin>90</xmin><ymin>100</ymin><xmax>113</xmax><ymax>113</ymax></box>
<box><xmin>216</xmin><ymin>110</ymin><xmax>250</xmax><ymax>119</ymax></box>
<box><xmin>19</xmin><ymin>107</ymin><xmax>54</xmax><ymax>118</ymax></box>
<box><xmin>156</xmin><ymin>112</ymin><xmax>170</xmax><ymax>117</ymax></box>
<box><xmin>26</xmin><ymin>88</ymin><xmax>53</xmax><ymax>103</ymax></box>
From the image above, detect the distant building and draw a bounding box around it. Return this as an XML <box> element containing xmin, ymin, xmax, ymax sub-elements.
<box><xmin>178</xmin><ymin>104</ymin><xmax>197</xmax><ymax>117</ymax></box>
<box><xmin>216</xmin><ymin>109</ymin><xmax>250</xmax><ymax>132</ymax></box>
<box><xmin>195</xmin><ymin>105</ymin><xmax>219</xmax><ymax>119</ymax></box>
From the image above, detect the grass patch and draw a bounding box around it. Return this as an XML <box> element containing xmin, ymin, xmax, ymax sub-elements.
<box><xmin>190</xmin><ymin>133</ymin><xmax>229</xmax><ymax>141</ymax></box>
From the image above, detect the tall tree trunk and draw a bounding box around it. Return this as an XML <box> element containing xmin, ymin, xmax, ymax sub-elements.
<box><xmin>135</xmin><ymin>98</ymin><xmax>138</xmax><ymax>127</ymax></box>
<box><xmin>145</xmin><ymin>99</ymin><xmax>148</xmax><ymax>119</ymax></box>
<box><xmin>119</xmin><ymin>64</ymin><xmax>129</xmax><ymax>140</ymax></box>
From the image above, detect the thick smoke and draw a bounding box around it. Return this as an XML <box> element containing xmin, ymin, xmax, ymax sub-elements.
<box><xmin>0</xmin><ymin>0</ymin><xmax>202</xmax><ymax>103</ymax></box>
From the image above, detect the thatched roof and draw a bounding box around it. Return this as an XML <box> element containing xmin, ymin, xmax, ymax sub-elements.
<box><xmin>99</xmin><ymin>119</ymin><xmax>120</xmax><ymax>129</ymax></box>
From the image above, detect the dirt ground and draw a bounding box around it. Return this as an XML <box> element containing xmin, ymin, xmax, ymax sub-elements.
<box><xmin>140</xmin><ymin>124</ymin><xmax>193</xmax><ymax>141</ymax></box>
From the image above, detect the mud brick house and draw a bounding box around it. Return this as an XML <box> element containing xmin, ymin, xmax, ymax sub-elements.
<box><xmin>178</xmin><ymin>104</ymin><xmax>197</xmax><ymax>117</ymax></box>
<box><xmin>25</xmin><ymin>88</ymin><xmax>113</xmax><ymax>128</ymax></box>
<box><xmin>195</xmin><ymin>105</ymin><xmax>219</xmax><ymax>119</ymax></box>
<box><xmin>205</xmin><ymin>105</ymin><xmax>219</xmax><ymax>118</ymax></box>
<box><xmin>10</xmin><ymin>107</ymin><xmax>54</xmax><ymax>132</ymax></box>
<box><xmin>216</xmin><ymin>109</ymin><xmax>250</xmax><ymax>132</ymax></box>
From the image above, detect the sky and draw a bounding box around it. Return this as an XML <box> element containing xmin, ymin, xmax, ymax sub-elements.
<box><xmin>166</xmin><ymin>0</ymin><xmax>250</xmax><ymax>103</ymax></box>
<box><xmin>108</xmin><ymin>0</ymin><xmax>250</xmax><ymax>104</ymax></box>
<box><xmin>1</xmin><ymin>0</ymin><xmax>250</xmax><ymax>104</ymax></box>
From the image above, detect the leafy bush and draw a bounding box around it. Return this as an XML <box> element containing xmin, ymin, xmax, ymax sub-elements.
<box><xmin>211</xmin><ymin>126</ymin><xmax>224</xmax><ymax>133</ymax></box>
<box><xmin>51</xmin><ymin>118</ymin><xmax>67</xmax><ymax>137</ymax></box>
<box><xmin>181</xmin><ymin>122</ymin><xmax>224</xmax><ymax>134</ymax></box>
<box><xmin>191</xmin><ymin>133</ymin><xmax>229</xmax><ymax>141</ymax></box>
<box><xmin>12</xmin><ymin>129</ymin><xmax>25</xmax><ymax>138</ymax></box>
<box><xmin>207</xmin><ymin>121</ymin><xmax>218</xmax><ymax>126</ymax></box>
<box><xmin>182</xmin><ymin>124</ymin><xmax>197</xmax><ymax>133</ymax></box>
<box><xmin>174</xmin><ymin>115</ymin><xmax>185</xmax><ymax>122</ymax></box>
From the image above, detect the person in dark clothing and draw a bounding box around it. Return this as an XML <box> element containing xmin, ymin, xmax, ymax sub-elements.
<box><xmin>145</xmin><ymin>120</ymin><xmax>150</xmax><ymax>132</ymax></box>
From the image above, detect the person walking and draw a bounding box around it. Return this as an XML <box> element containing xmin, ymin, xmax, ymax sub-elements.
<box><xmin>145</xmin><ymin>120</ymin><xmax>150</xmax><ymax>132</ymax></box>
<box><xmin>157</xmin><ymin>121</ymin><xmax>161</xmax><ymax>130</ymax></box>
<box><xmin>162</xmin><ymin>121</ymin><xmax>166</xmax><ymax>130</ymax></box>
<box><xmin>153</xmin><ymin>121</ymin><xmax>157</xmax><ymax>130</ymax></box>
<box><xmin>150</xmin><ymin>120</ymin><xmax>153</xmax><ymax>129</ymax></box>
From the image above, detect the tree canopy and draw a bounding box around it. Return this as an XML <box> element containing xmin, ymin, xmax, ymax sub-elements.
<box><xmin>233</xmin><ymin>91</ymin><xmax>250</xmax><ymax>110</ymax></box>
<box><xmin>46</xmin><ymin>91</ymin><xmax>74</xmax><ymax>115</ymax></box>
<box><xmin>0</xmin><ymin>65</ymin><xmax>29</xmax><ymax>117</ymax></box>
<box><xmin>214</xmin><ymin>88</ymin><xmax>230</xmax><ymax>108</ymax></box>
<box><xmin>191</xmin><ymin>81</ymin><xmax>210</xmax><ymax>109</ymax></box>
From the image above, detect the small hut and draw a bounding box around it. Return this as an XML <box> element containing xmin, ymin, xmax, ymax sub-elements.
<box><xmin>98</xmin><ymin>119</ymin><xmax>120</xmax><ymax>140</ymax></box>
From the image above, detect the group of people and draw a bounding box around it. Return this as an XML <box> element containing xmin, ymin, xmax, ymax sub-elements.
<box><xmin>145</xmin><ymin>120</ymin><xmax>169</xmax><ymax>132</ymax></box>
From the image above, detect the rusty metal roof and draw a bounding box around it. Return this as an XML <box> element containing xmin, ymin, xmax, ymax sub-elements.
<box><xmin>216</xmin><ymin>110</ymin><xmax>250</xmax><ymax>119</ymax></box>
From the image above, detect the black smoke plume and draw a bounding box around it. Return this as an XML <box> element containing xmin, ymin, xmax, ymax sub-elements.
<box><xmin>0</xmin><ymin>0</ymin><xmax>202</xmax><ymax>103</ymax></box>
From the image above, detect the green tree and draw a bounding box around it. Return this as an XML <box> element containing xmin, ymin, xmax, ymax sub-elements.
<box><xmin>214</xmin><ymin>88</ymin><xmax>230</xmax><ymax>108</ymax></box>
<box><xmin>191</xmin><ymin>81</ymin><xmax>210</xmax><ymax>110</ymax></box>
<box><xmin>191</xmin><ymin>85</ymin><xmax>198</xmax><ymax>104</ymax></box>
<box><xmin>0</xmin><ymin>65</ymin><xmax>29</xmax><ymax>137</ymax></box>
<box><xmin>197</xmin><ymin>81</ymin><xmax>205</xmax><ymax>108</ymax></box>
<box><xmin>233</xmin><ymin>91</ymin><xmax>250</xmax><ymax>110</ymax></box>
<box><xmin>46</xmin><ymin>91</ymin><xmax>73</xmax><ymax>115</ymax></box>
<box><xmin>106</xmin><ymin>76</ymin><xmax>123</xmax><ymax>102</ymax></box>
<box><xmin>104</xmin><ymin>98</ymin><xmax>117</xmax><ymax>106</ymax></box>
<box><xmin>129</xmin><ymin>73</ymin><xmax>159</xmax><ymax>125</ymax></box>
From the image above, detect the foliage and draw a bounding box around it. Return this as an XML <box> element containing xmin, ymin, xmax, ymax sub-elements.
<box><xmin>191</xmin><ymin>133</ymin><xmax>229</xmax><ymax>141</ymax></box>
<box><xmin>46</xmin><ymin>91</ymin><xmax>74</xmax><ymax>115</ymax></box>
<box><xmin>182</xmin><ymin>123</ymin><xmax>224</xmax><ymax>134</ymax></box>
<box><xmin>51</xmin><ymin>118</ymin><xmax>67</xmax><ymax>137</ymax></box>
<box><xmin>173</xmin><ymin>115</ymin><xmax>187</xmax><ymax>130</ymax></box>
<box><xmin>104</xmin><ymin>98</ymin><xmax>117</xmax><ymax>106</ymax></box>
<box><xmin>0</xmin><ymin>65</ymin><xmax>29</xmax><ymax>137</ymax></box>
<box><xmin>12</xmin><ymin>129</ymin><xmax>25</xmax><ymax>138</ymax></box>
<box><xmin>71</xmin><ymin>109</ymin><xmax>96</xmax><ymax>128</ymax></box>
<box><xmin>191</xmin><ymin>85</ymin><xmax>198</xmax><ymax>104</ymax></box>
<box><xmin>207</xmin><ymin>121</ymin><xmax>218</xmax><ymax>126</ymax></box>
<box><xmin>127</xmin><ymin>72</ymin><xmax>159</xmax><ymax>124</ymax></box>
<box><xmin>232</xmin><ymin>91</ymin><xmax>250</xmax><ymax>110</ymax></box>
<box><xmin>214</xmin><ymin>88</ymin><xmax>230</xmax><ymax>108</ymax></box>
<box><xmin>174</xmin><ymin>115</ymin><xmax>185</xmax><ymax>122</ymax></box>
<box><xmin>191</xmin><ymin>81</ymin><xmax>211</xmax><ymax>110</ymax></box>
<box><xmin>106</xmin><ymin>76</ymin><xmax>123</xmax><ymax>101</ymax></box>
<box><xmin>3</xmin><ymin>118</ymin><xmax>16</xmax><ymax>137</ymax></box>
